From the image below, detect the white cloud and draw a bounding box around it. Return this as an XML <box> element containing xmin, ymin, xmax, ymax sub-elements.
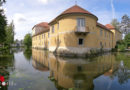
<box><xmin>12</xmin><ymin>13</ymin><xmax>28</xmax><ymax>40</ymax></box>
<box><xmin>93</xmin><ymin>10</ymin><xmax>113</xmax><ymax>24</ymax></box>
<box><xmin>38</xmin><ymin>0</ymin><xmax>48</xmax><ymax>4</ymax></box>
<box><xmin>38</xmin><ymin>0</ymin><xmax>54</xmax><ymax>4</ymax></box>
<box><xmin>4</xmin><ymin>0</ymin><xmax>128</xmax><ymax>40</ymax></box>
<box><xmin>110</xmin><ymin>0</ymin><xmax>116</xmax><ymax>19</ymax></box>
<box><xmin>20</xmin><ymin>3</ymin><xmax>25</xmax><ymax>7</ymax></box>
<box><xmin>13</xmin><ymin>13</ymin><xmax>26</xmax><ymax>24</ymax></box>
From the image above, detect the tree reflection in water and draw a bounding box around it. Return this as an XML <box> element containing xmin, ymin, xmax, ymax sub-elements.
<box><xmin>115</xmin><ymin>61</ymin><xmax>130</xmax><ymax>84</ymax></box>
<box><xmin>23</xmin><ymin>49</ymin><xmax>32</xmax><ymax>61</ymax></box>
<box><xmin>0</xmin><ymin>49</ymin><xmax>15</xmax><ymax>90</ymax></box>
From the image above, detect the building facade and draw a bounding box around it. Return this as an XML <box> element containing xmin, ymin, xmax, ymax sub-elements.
<box><xmin>32</xmin><ymin>22</ymin><xmax>50</xmax><ymax>49</ymax></box>
<box><xmin>32</xmin><ymin>5</ymin><xmax>122</xmax><ymax>55</ymax></box>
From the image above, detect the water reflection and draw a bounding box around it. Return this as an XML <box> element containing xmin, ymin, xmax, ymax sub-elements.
<box><xmin>32</xmin><ymin>49</ymin><xmax>128</xmax><ymax>90</ymax></box>
<box><xmin>23</xmin><ymin>49</ymin><xmax>32</xmax><ymax>61</ymax></box>
<box><xmin>0</xmin><ymin>49</ymin><xmax>130</xmax><ymax>90</ymax></box>
<box><xmin>0</xmin><ymin>50</ymin><xmax>15</xmax><ymax>89</ymax></box>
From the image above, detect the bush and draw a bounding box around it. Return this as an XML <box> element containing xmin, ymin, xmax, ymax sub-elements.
<box><xmin>118</xmin><ymin>44</ymin><xmax>126</xmax><ymax>51</ymax></box>
<box><xmin>115</xmin><ymin>40</ymin><xmax>126</xmax><ymax>51</ymax></box>
<box><xmin>125</xmin><ymin>33</ymin><xmax>130</xmax><ymax>48</ymax></box>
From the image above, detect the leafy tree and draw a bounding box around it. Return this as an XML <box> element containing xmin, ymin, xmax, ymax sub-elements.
<box><xmin>23</xmin><ymin>33</ymin><xmax>32</xmax><ymax>49</ymax></box>
<box><xmin>124</xmin><ymin>33</ymin><xmax>130</xmax><ymax>48</ymax></box>
<box><xmin>0</xmin><ymin>0</ymin><xmax>6</xmax><ymax>6</ymax></box>
<box><xmin>0</xmin><ymin>0</ymin><xmax>6</xmax><ymax>45</ymax></box>
<box><xmin>120</xmin><ymin>14</ymin><xmax>130</xmax><ymax>34</ymax></box>
<box><xmin>5</xmin><ymin>21</ymin><xmax>15</xmax><ymax>45</ymax></box>
<box><xmin>115</xmin><ymin>40</ymin><xmax>126</xmax><ymax>51</ymax></box>
<box><xmin>111</xmin><ymin>19</ymin><xmax>120</xmax><ymax>30</ymax></box>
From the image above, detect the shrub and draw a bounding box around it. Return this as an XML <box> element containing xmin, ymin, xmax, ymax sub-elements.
<box><xmin>118</xmin><ymin>44</ymin><xmax>126</xmax><ymax>51</ymax></box>
<box><xmin>115</xmin><ymin>40</ymin><xmax>126</xmax><ymax>51</ymax></box>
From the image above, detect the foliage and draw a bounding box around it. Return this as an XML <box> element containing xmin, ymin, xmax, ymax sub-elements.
<box><xmin>115</xmin><ymin>53</ymin><xmax>130</xmax><ymax>68</ymax></box>
<box><xmin>5</xmin><ymin>21</ymin><xmax>15</xmax><ymax>45</ymax></box>
<box><xmin>0</xmin><ymin>0</ymin><xmax>6</xmax><ymax>6</ymax></box>
<box><xmin>111</xmin><ymin>19</ymin><xmax>120</xmax><ymax>30</ymax></box>
<box><xmin>124</xmin><ymin>33</ymin><xmax>130</xmax><ymax>48</ymax></box>
<box><xmin>118</xmin><ymin>44</ymin><xmax>126</xmax><ymax>52</ymax></box>
<box><xmin>115</xmin><ymin>40</ymin><xmax>126</xmax><ymax>51</ymax></box>
<box><xmin>0</xmin><ymin>8</ymin><xmax>7</xmax><ymax>44</ymax></box>
<box><xmin>23</xmin><ymin>33</ymin><xmax>32</xmax><ymax>49</ymax></box>
<box><xmin>119</xmin><ymin>14</ymin><xmax>130</xmax><ymax>34</ymax></box>
<box><xmin>115</xmin><ymin>33</ymin><xmax>130</xmax><ymax>51</ymax></box>
<box><xmin>23</xmin><ymin>49</ymin><xmax>32</xmax><ymax>61</ymax></box>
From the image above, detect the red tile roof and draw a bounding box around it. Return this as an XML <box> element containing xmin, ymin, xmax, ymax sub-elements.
<box><xmin>32</xmin><ymin>22</ymin><xmax>50</xmax><ymax>37</ymax></box>
<box><xmin>97</xmin><ymin>22</ymin><xmax>111</xmax><ymax>32</ymax></box>
<box><xmin>49</xmin><ymin>5</ymin><xmax>98</xmax><ymax>24</ymax></box>
<box><xmin>33</xmin><ymin>22</ymin><xmax>49</xmax><ymax>30</ymax></box>
<box><xmin>105</xmin><ymin>24</ymin><xmax>115</xmax><ymax>29</ymax></box>
<box><xmin>61</xmin><ymin>5</ymin><xmax>95</xmax><ymax>16</ymax></box>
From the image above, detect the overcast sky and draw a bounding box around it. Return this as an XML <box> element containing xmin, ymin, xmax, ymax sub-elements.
<box><xmin>2</xmin><ymin>0</ymin><xmax>130</xmax><ymax>40</ymax></box>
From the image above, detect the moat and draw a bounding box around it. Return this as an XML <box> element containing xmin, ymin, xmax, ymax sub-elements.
<box><xmin>0</xmin><ymin>49</ymin><xmax>130</xmax><ymax>90</ymax></box>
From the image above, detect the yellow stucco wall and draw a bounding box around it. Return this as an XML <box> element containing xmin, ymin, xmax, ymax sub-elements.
<box><xmin>48</xmin><ymin>14</ymin><xmax>114</xmax><ymax>53</ymax></box>
<box><xmin>110</xmin><ymin>29</ymin><xmax>122</xmax><ymax>48</ymax></box>
<box><xmin>32</xmin><ymin>32</ymin><xmax>49</xmax><ymax>49</ymax></box>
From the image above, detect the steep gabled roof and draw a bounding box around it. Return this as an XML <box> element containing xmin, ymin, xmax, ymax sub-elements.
<box><xmin>49</xmin><ymin>5</ymin><xmax>98</xmax><ymax>24</ymax></box>
<box><xmin>61</xmin><ymin>5</ymin><xmax>95</xmax><ymax>16</ymax></box>
<box><xmin>105</xmin><ymin>24</ymin><xmax>115</xmax><ymax>29</ymax></box>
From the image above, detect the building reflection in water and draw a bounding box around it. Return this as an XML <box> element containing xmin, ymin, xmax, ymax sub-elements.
<box><xmin>32</xmin><ymin>49</ymin><xmax>120</xmax><ymax>90</ymax></box>
<box><xmin>32</xmin><ymin>49</ymin><xmax>49</xmax><ymax>72</ymax></box>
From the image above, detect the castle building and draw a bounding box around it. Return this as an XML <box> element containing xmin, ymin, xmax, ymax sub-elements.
<box><xmin>32</xmin><ymin>5</ymin><xmax>122</xmax><ymax>56</ymax></box>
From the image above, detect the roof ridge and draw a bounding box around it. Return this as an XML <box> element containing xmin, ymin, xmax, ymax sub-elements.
<box><xmin>49</xmin><ymin>5</ymin><xmax>98</xmax><ymax>24</ymax></box>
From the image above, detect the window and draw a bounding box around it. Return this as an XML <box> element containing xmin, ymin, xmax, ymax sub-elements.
<box><xmin>104</xmin><ymin>31</ymin><xmax>106</xmax><ymax>37</ymax></box>
<box><xmin>105</xmin><ymin>42</ymin><xmax>106</xmax><ymax>47</ymax></box>
<box><xmin>52</xmin><ymin>25</ymin><xmax>54</xmax><ymax>33</ymax></box>
<box><xmin>77</xmin><ymin>18</ymin><xmax>85</xmax><ymax>27</ymax></box>
<box><xmin>100</xmin><ymin>42</ymin><xmax>103</xmax><ymax>48</ymax></box>
<box><xmin>100</xmin><ymin>29</ymin><xmax>102</xmax><ymax>36</ymax></box>
<box><xmin>42</xmin><ymin>34</ymin><xmax>43</xmax><ymax>39</ymax></box>
<box><xmin>78</xmin><ymin>38</ymin><xmax>84</xmax><ymax>45</ymax></box>
<box><xmin>44</xmin><ymin>34</ymin><xmax>45</xmax><ymax>38</ymax></box>
<box><xmin>57</xmin><ymin>22</ymin><xmax>59</xmax><ymax>30</ymax></box>
<box><xmin>48</xmin><ymin>32</ymin><xmax>50</xmax><ymax>38</ymax></box>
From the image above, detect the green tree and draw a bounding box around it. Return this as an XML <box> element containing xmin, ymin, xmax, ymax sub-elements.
<box><xmin>115</xmin><ymin>40</ymin><xmax>126</xmax><ymax>51</ymax></box>
<box><xmin>0</xmin><ymin>0</ymin><xmax>6</xmax><ymax>6</ymax></box>
<box><xmin>124</xmin><ymin>33</ymin><xmax>130</xmax><ymax>48</ymax></box>
<box><xmin>0</xmin><ymin>6</ymin><xmax>7</xmax><ymax>45</ymax></box>
<box><xmin>120</xmin><ymin>14</ymin><xmax>130</xmax><ymax>34</ymax></box>
<box><xmin>5</xmin><ymin>21</ymin><xmax>15</xmax><ymax>46</ymax></box>
<box><xmin>23</xmin><ymin>33</ymin><xmax>32</xmax><ymax>49</ymax></box>
<box><xmin>0</xmin><ymin>0</ymin><xmax>6</xmax><ymax>46</ymax></box>
<box><xmin>111</xmin><ymin>19</ymin><xmax>120</xmax><ymax>30</ymax></box>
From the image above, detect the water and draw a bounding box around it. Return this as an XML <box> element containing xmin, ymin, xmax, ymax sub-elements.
<box><xmin>0</xmin><ymin>49</ymin><xmax>130</xmax><ymax>90</ymax></box>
